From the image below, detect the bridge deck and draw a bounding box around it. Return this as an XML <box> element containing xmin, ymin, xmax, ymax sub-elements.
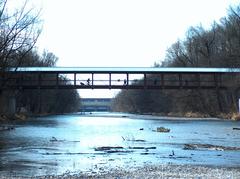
<box><xmin>9</xmin><ymin>67</ymin><xmax>240</xmax><ymax>73</ymax></box>
<box><xmin>1</xmin><ymin>67</ymin><xmax>240</xmax><ymax>90</ymax></box>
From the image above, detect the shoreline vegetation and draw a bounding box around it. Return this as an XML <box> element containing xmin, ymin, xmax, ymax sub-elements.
<box><xmin>126</xmin><ymin>111</ymin><xmax>240</xmax><ymax>121</ymax></box>
<box><xmin>111</xmin><ymin>5</ymin><xmax>240</xmax><ymax>120</ymax></box>
<box><xmin>151</xmin><ymin>112</ymin><xmax>240</xmax><ymax>121</ymax></box>
<box><xmin>0</xmin><ymin>111</ymin><xmax>70</xmax><ymax>122</ymax></box>
<box><xmin>0</xmin><ymin>0</ymin><xmax>80</xmax><ymax>123</ymax></box>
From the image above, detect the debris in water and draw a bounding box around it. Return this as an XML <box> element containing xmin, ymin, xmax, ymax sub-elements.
<box><xmin>233</xmin><ymin>127</ymin><xmax>240</xmax><ymax>130</ymax></box>
<box><xmin>50</xmin><ymin>137</ymin><xmax>58</xmax><ymax>142</ymax></box>
<box><xmin>94</xmin><ymin>146</ymin><xmax>134</xmax><ymax>153</ymax></box>
<box><xmin>129</xmin><ymin>147</ymin><xmax>145</xmax><ymax>150</ymax></box>
<box><xmin>183</xmin><ymin>144</ymin><xmax>197</xmax><ymax>150</ymax></box>
<box><xmin>145</xmin><ymin>147</ymin><xmax>157</xmax><ymax>150</ymax></box>
<box><xmin>141</xmin><ymin>153</ymin><xmax>149</xmax><ymax>155</ymax></box>
<box><xmin>169</xmin><ymin>150</ymin><xmax>175</xmax><ymax>157</ymax></box>
<box><xmin>121</xmin><ymin>136</ymin><xmax>146</xmax><ymax>142</ymax></box>
<box><xmin>154</xmin><ymin>127</ymin><xmax>170</xmax><ymax>133</ymax></box>
<box><xmin>94</xmin><ymin>146</ymin><xmax>123</xmax><ymax>151</ymax></box>
<box><xmin>129</xmin><ymin>146</ymin><xmax>156</xmax><ymax>150</ymax></box>
<box><xmin>134</xmin><ymin>139</ymin><xmax>146</xmax><ymax>142</ymax></box>
<box><xmin>49</xmin><ymin>137</ymin><xmax>79</xmax><ymax>143</ymax></box>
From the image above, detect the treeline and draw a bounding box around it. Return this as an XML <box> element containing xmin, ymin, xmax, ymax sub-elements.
<box><xmin>0</xmin><ymin>0</ymin><xmax>80</xmax><ymax>116</ymax></box>
<box><xmin>15</xmin><ymin>50</ymin><xmax>81</xmax><ymax>114</ymax></box>
<box><xmin>112</xmin><ymin>5</ymin><xmax>240</xmax><ymax>117</ymax></box>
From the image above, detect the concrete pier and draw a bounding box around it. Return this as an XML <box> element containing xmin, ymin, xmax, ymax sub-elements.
<box><xmin>0</xmin><ymin>91</ymin><xmax>16</xmax><ymax>116</ymax></box>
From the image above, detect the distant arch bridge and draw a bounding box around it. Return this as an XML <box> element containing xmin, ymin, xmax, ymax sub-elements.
<box><xmin>1</xmin><ymin>67</ymin><xmax>240</xmax><ymax>90</ymax></box>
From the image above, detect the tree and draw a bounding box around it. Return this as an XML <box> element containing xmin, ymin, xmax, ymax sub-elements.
<box><xmin>0</xmin><ymin>1</ymin><xmax>81</xmax><ymax>117</ymax></box>
<box><xmin>0</xmin><ymin>0</ymin><xmax>41</xmax><ymax>70</ymax></box>
<box><xmin>0</xmin><ymin>0</ymin><xmax>41</xmax><ymax>116</ymax></box>
<box><xmin>113</xmin><ymin>4</ymin><xmax>240</xmax><ymax>116</ymax></box>
<box><xmin>15</xmin><ymin>50</ymin><xmax>80</xmax><ymax>114</ymax></box>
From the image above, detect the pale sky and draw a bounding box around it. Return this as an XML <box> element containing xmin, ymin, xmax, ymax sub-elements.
<box><xmin>35</xmin><ymin>0</ymin><xmax>240</xmax><ymax>68</ymax></box>
<box><xmin>11</xmin><ymin>0</ymin><xmax>240</xmax><ymax>98</ymax></box>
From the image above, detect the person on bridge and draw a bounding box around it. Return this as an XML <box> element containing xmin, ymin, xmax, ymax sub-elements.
<box><xmin>87</xmin><ymin>78</ymin><xmax>91</xmax><ymax>85</ymax></box>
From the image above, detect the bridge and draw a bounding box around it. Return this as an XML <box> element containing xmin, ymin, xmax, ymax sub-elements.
<box><xmin>1</xmin><ymin>67</ymin><xmax>240</xmax><ymax>90</ymax></box>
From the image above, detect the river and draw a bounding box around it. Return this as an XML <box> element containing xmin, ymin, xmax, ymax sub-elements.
<box><xmin>0</xmin><ymin>112</ymin><xmax>240</xmax><ymax>177</ymax></box>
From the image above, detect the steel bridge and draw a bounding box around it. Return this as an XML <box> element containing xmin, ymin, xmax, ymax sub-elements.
<box><xmin>1</xmin><ymin>67</ymin><xmax>240</xmax><ymax>90</ymax></box>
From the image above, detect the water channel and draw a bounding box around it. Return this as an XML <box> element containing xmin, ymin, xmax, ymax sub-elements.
<box><xmin>0</xmin><ymin>112</ymin><xmax>240</xmax><ymax>177</ymax></box>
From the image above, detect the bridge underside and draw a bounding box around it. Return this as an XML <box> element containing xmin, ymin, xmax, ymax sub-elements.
<box><xmin>1</xmin><ymin>67</ymin><xmax>240</xmax><ymax>90</ymax></box>
<box><xmin>1</xmin><ymin>85</ymin><xmax>228</xmax><ymax>90</ymax></box>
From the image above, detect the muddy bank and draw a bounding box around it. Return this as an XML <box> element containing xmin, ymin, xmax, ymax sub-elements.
<box><xmin>0</xmin><ymin>113</ymin><xmax>27</xmax><ymax>122</ymax></box>
<box><xmin>136</xmin><ymin>112</ymin><xmax>240</xmax><ymax>121</ymax></box>
<box><xmin>82</xmin><ymin>112</ymin><xmax>222</xmax><ymax>121</ymax></box>
<box><xmin>183</xmin><ymin>143</ymin><xmax>240</xmax><ymax>151</ymax></box>
<box><xmin>0</xmin><ymin>112</ymin><xmax>69</xmax><ymax>124</ymax></box>
<box><xmin>74</xmin><ymin>111</ymin><xmax>239</xmax><ymax>121</ymax></box>
<box><xmin>130</xmin><ymin>113</ymin><xmax>221</xmax><ymax>121</ymax></box>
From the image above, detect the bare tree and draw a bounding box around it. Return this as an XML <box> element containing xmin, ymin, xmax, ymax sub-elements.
<box><xmin>0</xmin><ymin>0</ymin><xmax>42</xmax><ymax>70</ymax></box>
<box><xmin>0</xmin><ymin>0</ymin><xmax>41</xmax><ymax>116</ymax></box>
<box><xmin>113</xmin><ymin>4</ymin><xmax>240</xmax><ymax>116</ymax></box>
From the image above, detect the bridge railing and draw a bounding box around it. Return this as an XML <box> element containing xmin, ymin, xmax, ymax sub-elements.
<box><xmin>1</xmin><ymin>67</ymin><xmax>240</xmax><ymax>90</ymax></box>
<box><xmin>0</xmin><ymin>72</ymin><xmax>229</xmax><ymax>89</ymax></box>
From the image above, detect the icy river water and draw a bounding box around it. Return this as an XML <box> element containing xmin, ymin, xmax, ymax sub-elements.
<box><xmin>0</xmin><ymin>112</ymin><xmax>240</xmax><ymax>177</ymax></box>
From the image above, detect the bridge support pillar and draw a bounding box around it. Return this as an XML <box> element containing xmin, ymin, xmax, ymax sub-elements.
<box><xmin>0</xmin><ymin>90</ymin><xmax>16</xmax><ymax>116</ymax></box>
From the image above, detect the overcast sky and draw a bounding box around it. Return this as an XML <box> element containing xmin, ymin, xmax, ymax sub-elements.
<box><xmin>35</xmin><ymin>0</ymin><xmax>240</xmax><ymax>68</ymax></box>
<box><xmin>17</xmin><ymin>0</ymin><xmax>240</xmax><ymax>97</ymax></box>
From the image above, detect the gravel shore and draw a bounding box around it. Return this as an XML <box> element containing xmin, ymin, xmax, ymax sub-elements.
<box><xmin>2</xmin><ymin>164</ymin><xmax>239</xmax><ymax>179</ymax></box>
<box><xmin>51</xmin><ymin>165</ymin><xmax>240</xmax><ymax>179</ymax></box>
<box><xmin>67</xmin><ymin>165</ymin><xmax>240</xmax><ymax>179</ymax></box>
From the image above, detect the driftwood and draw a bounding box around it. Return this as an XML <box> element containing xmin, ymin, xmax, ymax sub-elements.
<box><xmin>94</xmin><ymin>146</ymin><xmax>124</xmax><ymax>151</ymax></box>
<box><xmin>233</xmin><ymin>127</ymin><xmax>240</xmax><ymax>130</ymax></box>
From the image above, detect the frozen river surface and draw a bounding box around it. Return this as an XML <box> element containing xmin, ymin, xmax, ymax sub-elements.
<box><xmin>0</xmin><ymin>112</ymin><xmax>240</xmax><ymax>177</ymax></box>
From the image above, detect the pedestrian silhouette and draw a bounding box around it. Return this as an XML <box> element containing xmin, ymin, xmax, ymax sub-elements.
<box><xmin>87</xmin><ymin>78</ymin><xmax>91</xmax><ymax>85</ymax></box>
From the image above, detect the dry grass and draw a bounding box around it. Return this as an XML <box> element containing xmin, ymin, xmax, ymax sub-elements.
<box><xmin>231</xmin><ymin>113</ymin><xmax>240</xmax><ymax>121</ymax></box>
<box><xmin>166</xmin><ymin>111</ymin><xmax>211</xmax><ymax>118</ymax></box>
<box><xmin>184</xmin><ymin>112</ymin><xmax>201</xmax><ymax>118</ymax></box>
<box><xmin>14</xmin><ymin>113</ymin><xmax>27</xmax><ymax>120</ymax></box>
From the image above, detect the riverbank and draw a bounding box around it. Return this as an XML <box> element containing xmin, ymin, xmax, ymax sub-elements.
<box><xmin>0</xmin><ymin>112</ymin><xmax>69</xmax><ymax>123</ymax></box>
<box><xmin>0</xmin><ymin>113</ymin><xmax>28</xmax><ymax>122</ymax></box>
<box><xmin>3</xmin><ymin>164</ymin><xmax>237</xmax><ymax>178</ymax></box>
<box><xmin>137</xmin><ymin>111</ymin><xmax>240</xmax><ymax>121</ymax></box>
<box><xmin>77</xmin><ymin>111</ymin><xmax>240</xmax><ymax>122</ymax></box>
<box><xmin>1</xmin><ymin>111</ymin><xmax>239</xmax><ymax>123</ymax></box>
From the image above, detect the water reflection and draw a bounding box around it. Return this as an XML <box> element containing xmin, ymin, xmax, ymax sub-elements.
<box><xmin>0</xmin><ymin>112</ymin><xmax>240</xmax><ymax>177</ymax></box>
